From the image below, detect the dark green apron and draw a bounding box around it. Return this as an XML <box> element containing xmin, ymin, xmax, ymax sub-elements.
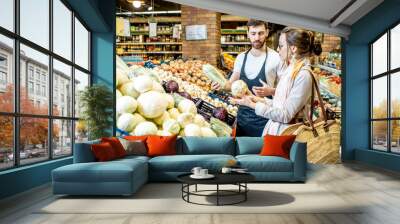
<box><xmin>236</xmin><ymin>50</ymin><xmax>269</xmax><ymax>137</ymax></box>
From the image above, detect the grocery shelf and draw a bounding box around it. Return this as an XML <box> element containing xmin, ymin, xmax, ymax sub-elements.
<box><xmin>316</xmin><ymin>64</ymin><xmax>341</xmax><ymax>76</ymax></box>
<box><xmin>130</xmin><ymin>31</ymin><xmax>174</xmax><ymax>35</ymax></box>
<box><xmin>117</xmin><ymin>42</ymin><xmax>182</xmax><ymax>45</ymax></box>
<box><xmin>119</xmin><ymin>51</ymin><xmax>182</xmax><ymax>55</ymax></box>
<box><xmin>222</xmin><ymin>52</ymin><xmax>240</xmax><ymax>54</ymax></box>
<box><xmin>221</xmin><ymin>42</ymin><xmax>251</xmax><ymax>45</ymax></box>
<box><xmin>130</xmin><ymin>17</ymin><xmax>181</xmax><ymax>23</ymax></box>
<box><xmin>319</xmin><ymin>83</ymin><xmax>340</xmax><ymax>100</ymax></box>
<box><xmin>221</xmin><ymin>15</ymin><xmax>248</xmax><ymax>22</ymax></box>
<box><xmin>221</xmin><ymin>29</ymin><xmax>247</xmax><ymax>35</ymax></box>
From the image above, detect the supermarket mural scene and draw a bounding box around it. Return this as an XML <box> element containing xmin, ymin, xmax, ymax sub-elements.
<box><xmin>115</xmin><ymin>0</ymin><xmax>342</xmax><ymax>164</ymax></box>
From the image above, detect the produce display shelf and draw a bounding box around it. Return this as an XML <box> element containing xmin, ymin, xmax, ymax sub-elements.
<box><xmin>120</xmin><ymin>51</ymin><xmax>182</xmax><ymax>54</ymax></box>
<box><xmin>221</xmin><ymin>42</ymin><xmax>251</xmax><ymax>45</ymax></box>
<box><xmin>319</xmin><ymin>84</ymin><xmax>341</xmax><ymax>102</ymax></box>
<box><xmin>193</xmin><ymin>98</ymin><xmax>236</xmax><ymax>127</ymax></box>
<box><xmin>117</xmin><ymin>42</ymin><xmax>182</xmax><ymax>45</ymax></box>
<box><xmin>316</xmin><ymin>64</ymin><xmax>341</xmax><ymax>76</ymax></box>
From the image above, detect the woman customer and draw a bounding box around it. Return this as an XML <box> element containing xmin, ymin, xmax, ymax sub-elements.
<box><xmin>231</xmin><ymin>27</ymin><xmax>322</xmax><ymax>136</ymax></box>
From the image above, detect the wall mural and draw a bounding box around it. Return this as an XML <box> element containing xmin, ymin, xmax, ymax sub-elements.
<box><xmin>115</xmin><ymin>3</ymin><xmax>342</xmax><ymax>164</ymax></box>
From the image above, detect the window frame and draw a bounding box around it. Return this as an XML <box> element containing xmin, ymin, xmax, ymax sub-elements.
<box><xmin>0</xmin><ymin>0</ymin><xmax>92</xmax><ymax>171</ymax></box>
<box><xmin>370</xmin><ymin>20</ymin><xmax>400</xmax><ymax>154</ymax></box>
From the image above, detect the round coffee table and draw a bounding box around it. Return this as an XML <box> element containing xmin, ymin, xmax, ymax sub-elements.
<box><xmin>177</xmin><ymin>173</ymin><xmax>255</xmax><ymax>206</ymax></box>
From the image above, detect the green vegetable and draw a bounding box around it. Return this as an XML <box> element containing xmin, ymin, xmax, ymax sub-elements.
<box><xmin>202</xmin><ymin>64</ymin><xmax>227</xmax><ymax>87</ymax></box>
<box><xmin>210</xmin><ymin>117</ymin><xmax>232</xmax><ymax>137</ymax></box>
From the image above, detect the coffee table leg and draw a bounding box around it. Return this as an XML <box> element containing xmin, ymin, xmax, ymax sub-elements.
<box><xmin>217</xmin><ymin>184</ymin><xmax>219</xmax><ymax>206</ymax></box>
<box><xmin>245</xmin><ymin>183</ymin><xmax>247</xmax><ymax>201</ymax></box>
<box><xmin>187</xmin><ymin>184</ymin><xmax>190</xmax><ymax>202</ymax></box>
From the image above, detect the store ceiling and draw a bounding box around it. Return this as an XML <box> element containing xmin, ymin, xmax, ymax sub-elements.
<box><xmin>165</xmin><ymin>0</ymin><xmax>384</xmax><ymax>38</ymax></box>
<box><xmin>117</xmin><ymin>0</ymin><xmax>180</xmax><ymax>12</ymax></box>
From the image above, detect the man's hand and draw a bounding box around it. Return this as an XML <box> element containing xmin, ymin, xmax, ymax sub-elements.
<box><xmin>252</xmin><ymin>79</ymin><xmax>275</xmax><ymax>97</ymax></box>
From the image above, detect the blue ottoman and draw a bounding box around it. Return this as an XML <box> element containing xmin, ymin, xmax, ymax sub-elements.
<box><xmin>52</xmin><ymin>156</ymin><xmax>148</xmax><ymax>196</ymax></box>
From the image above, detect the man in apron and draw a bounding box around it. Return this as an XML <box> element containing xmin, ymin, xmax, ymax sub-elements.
<box><xmin>212</xmin><ymin>19</ymin><xmax>281</xmax><ymax>136</ymax></box>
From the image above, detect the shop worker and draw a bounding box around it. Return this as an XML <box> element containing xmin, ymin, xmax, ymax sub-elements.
<box><xmin>212</xmin><ymin>19</ymin><xmax>281</xmax><ymax>137</ymax></box>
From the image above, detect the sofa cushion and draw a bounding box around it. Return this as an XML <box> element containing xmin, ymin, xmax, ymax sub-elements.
<box><xmin>101</xmin><ymin>137</ymin><xmax>127</xmax><ymax>158</ymax></box>
<box><xmin>91</xmin><ymin>142</ymin><xmax>118</xmax><ymax>161</ymax></box>
<box><xmin>235</xmin><ymin>137</ymin><xmax>263</xmax><ymax>155</ymax></box>
<box><xmin>73</xmin><ymin>140</ymin><xmax>100</xmax><ymax>163</ymax></box>
<box><xmin>114</xmin><ymin>155</ymin><xmax>150</xmax><ymax>164</ymax></box>
<box><xmin>146</xmin><ymin>135</ymin><xmax>177</xmax><ymax>157</ymax></box>
<box><xmin>236</xmin><ymin>155</ymin><xmax>293</xmax><ymax>172</ymax></box>
<box><xmin>148</xmin><ymin>154</ymin><xmax>235</xmax><ymax>172</ymax></box>
<box><xmin>260</xmin><ymin>135</ymin><xmax>296</xmax><ymax>159</ymax></box>
<box><xmin>52</xmin><ymin>158</ymin><xmax>147</xmax><ymax>183</ymax></box>
<box><xmin>177</xmin><ymin>137</ymin><xmax>235</xmax><ymax>155</ymax></box>
<box><xmin>119</xmin><ymin>138</ymin><xmax>147</xmax><ymax>156</ymax></box>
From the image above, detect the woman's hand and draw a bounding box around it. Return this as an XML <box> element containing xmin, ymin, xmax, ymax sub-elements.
<box><xmin>230</xmin><ymin>95</ymin><xmax>257</xmax><ymax>109</ymax></box>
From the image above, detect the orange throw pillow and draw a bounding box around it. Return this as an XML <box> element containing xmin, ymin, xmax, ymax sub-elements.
<box><xmin>91</xmin><ymin>142</ymin><xmax>117</xmax><ymax>162</ymax></box>
<box><xmin>146</xmin><ymin>135</ymin><xmax>177</xmax><ymax>157</ymax></box>
<box><xmin>260</xmin><ymin>134</ymin><xmax>296</xmax><ymax>159</ymax></box>
<box><xmin>101</xmin><ymin>137</ymin><xmax>126</xmax><ymax>158</ymax></box>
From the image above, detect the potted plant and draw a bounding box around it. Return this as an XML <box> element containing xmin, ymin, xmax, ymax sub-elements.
<box><xmin>79</xmin><ymin>84</ymin><xmax>113</xmax><ymax>140</ymax></box>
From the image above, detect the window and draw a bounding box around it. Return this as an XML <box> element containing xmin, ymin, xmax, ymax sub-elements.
<box><xmin>53</xmin><ymin>59</ymin><xmax>72</xmax><ymax>117</ymax></box>
<box><xmin>75</xmin><ymin>17</ymin><xmax>90</xmax><ymax>70</ymax></box>
<box><xmin>0</xmin><ymin>54</ymin><xmax>8</xmax><ymax>89</ymax></box>
<box><xmin>28</xmin><ymin>67</ymin><xmax>34</xmax><ymax>80</ymax></box>
<box><xmin>0</xmin><ymin>54</ymin><xmax>7</xmax><ymax>67</ymax></box>
<box><xmin>36</xmin><ymin>84</ymin><xmax>40</xmax><ymax>95</ymax></box>
<box><xmin>28</xmin><ymin>81</ymin><xmax>34</xmax><ymax>94</ymax></box>
<box><xmin>35</xmin><ymin>70</ymin><xmax>41</xmax><ymax>81</ymax></box>
<box><xmin>0</xmin><ymin>116</ymin><xmax>13</xmax><ymax>170</ymax></box>
<box><xmin>0</xmin><ymin>71</ymin><xmax>6</xmax><ymax>85</ymax></box>
<box><xmin>371</xmin><ymin>23</ymin><xmax>400</xmax><ymax>154</ymax></box>
<box><xmin>19</xmin><ymin>117</ymin><xmax>49</xmax><ymax>165</ymax></box>
<box><xmin>20</xmin><ymin>0</ymin><xmax>49</xmax><ymax>49</ymax></box>
<box><xmin>0</xmin><ymin>0</ymin><xmax>14</xmax><ymax>32</ymax></box>
<box><xmin>53</xmin><ymin>119</ymin><xmax>72</xmax><ymax>158</ymax></box>
<box><xmin>41</xmin><ymin>73</ymin><xmax>46</xmax><ymax>83</ymax></box>
<box><xmin>42</xmin><ymin>85</ymin><xmax>46</xmax><ymax>97</ymax></box>
<box><xmin>0</xmin><ymin>1</ymin><xmax>91</xmax><ymax>170</ymax></box>
<box><xmin>53</xmin><ymin>0</ymin><xmax>72</xmax><ymax>60</ymax></box>
<box><xmin>74</xmin><ymin>69</ymin><xmax>89</xmax><ymax>118</ymax></box>
<box><xmin>0</xmin><ymin>35</ymin><xmax>13</xmax><ymax>113</ymax></box>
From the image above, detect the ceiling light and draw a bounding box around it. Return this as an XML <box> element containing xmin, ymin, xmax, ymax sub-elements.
<box><xmin>132</xmin><ymin>1</ymin><xmax>141</xmax><ymax>8</ymax></box>
<box><xmin>148</xmin><ymin>6</ymin><xmax>153</xmax><ymax>11</ymax></box>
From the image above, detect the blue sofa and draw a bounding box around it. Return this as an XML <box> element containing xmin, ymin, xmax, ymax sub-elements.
<box><xmin>52</xmin><ymin>137</ymin><xmax>307</xmax><ymax>196</ymax></box>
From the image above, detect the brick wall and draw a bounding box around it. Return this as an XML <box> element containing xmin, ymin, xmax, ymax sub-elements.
<box><xmin>321</xmin><ymin>34</ymin><xmax>341</xmax><ymax>58</ymax></box>
<box><xmin>181</xmin><ymin>6</ymin><xmax>221</xmax><ymax>66</ymax></box>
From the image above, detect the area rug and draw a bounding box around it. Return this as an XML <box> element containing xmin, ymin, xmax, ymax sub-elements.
<box><xmin>37</xmin><ymin>183</ymin><xmax>362</xmax><ymax>214</ymax></box>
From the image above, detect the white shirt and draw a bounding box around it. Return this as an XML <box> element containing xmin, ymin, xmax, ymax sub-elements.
<box><xmin>233</xmin><ymin>48</ymin><xmax>281</xmax><ymax>87</ymax></box>
<box><xmin>254</xmin><ymin>59</ymin><xmax>314</xmax><ymax>136</ymax></box>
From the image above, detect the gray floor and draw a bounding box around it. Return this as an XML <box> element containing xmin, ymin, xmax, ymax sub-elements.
<box><xmin>1</xmin><ymin>162</ymin><xmax>400</xmax><ymax>224</ymax></box>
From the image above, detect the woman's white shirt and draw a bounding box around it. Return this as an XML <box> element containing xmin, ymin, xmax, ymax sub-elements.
<box><xmin>254</xmin><ymin>60</ymin><xmax>313</xmax><ymax>136</ymax></box>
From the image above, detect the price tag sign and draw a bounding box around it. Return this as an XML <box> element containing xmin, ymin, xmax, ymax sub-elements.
<box><xmin>185</xmin><ymin>25</ymin><xmax>207</xmax><ymax>40</ymax></box>
<box><xmin>149</xmin><ymin>22</ymin><xmax>157</xmax><ymax>37</ymax></box>
<box><xmin>116</xmin><ymin>17</ymin><xmax>130</xmax><ymax>37</ymax></box>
